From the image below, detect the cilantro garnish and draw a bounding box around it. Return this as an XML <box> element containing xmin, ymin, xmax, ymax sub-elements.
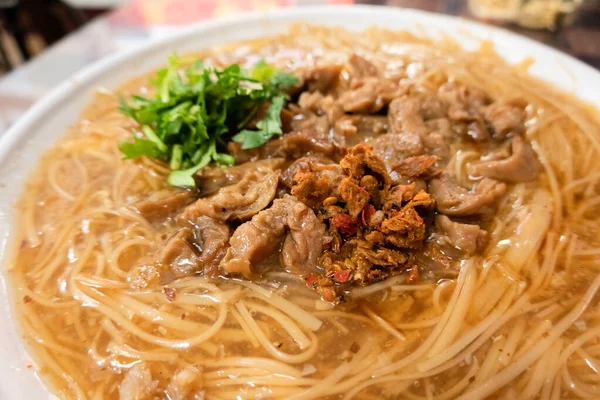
<box><xmin>232</xmin><ymin>95</ymin><xmax>285</xmax><ymax>150</ymax></box>
<box><xmin>118</xmin><ymin>54</ymin><xmax>298</xmax><ymax>188</ymax></box>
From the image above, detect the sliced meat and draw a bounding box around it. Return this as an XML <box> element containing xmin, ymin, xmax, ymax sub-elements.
<box><xmin>334</xmin><ymin>115</ymin><xmax>388</xmax><ymax>140</ymax></box>
<box><xmin>221</xmin><ymin>197</ymin><xmax>325</xmax><ymax>278</ymax></box>
<box><xmin>438</xmin><ymin>83</ymin><xmax>492</xmax><ymax>141</ymax></box>
<box><xmin>464</xmin><ymin>121</ymin><xmax>490</xmax><ymax>142</ymax></box>
<box><xmin>298</xmin><ymin>91</ymin><xmax>325</xmax><ymax>111</ymax></box>
<box><xmin>335</xmin><ymin>116</ymin><xmax>359</xmax><ymax>137</ymax></box>
<box><xmin>421</xmin><ymin>95</ymin><xmax>448</xmax><ymax>120</ymax></box>
<box><xmin>195</xmin><ymin>158</ymin><xmax>284</xmax><ymax>196</ymax></box>
<box><xmin>388</xmin><ymin>94</ymin><xmax>449</xmax><ymax>136</ymax></box>
<box><xmin>484</xmin><ymin>98</ymin><xmax>527</xmax><ymax>139</ymax></box>
<box><xmin>438</xmin><ymin>83</ymin><xmax>491</xmax><ymax>122</ymax></box>
<box><xmin>421</xmin><ymin>118</ymin><xmax>453</xmax><ymax>159</ymax></box>
<box><xmin>423</xmin><ymin>132</ymin><xmax>450</xmax><ymax>159</ymax></box>
<box><xmin>393</xmin><ymin>155</ymin><xmax>438</xmax><ymax>178</ymax></box>
<box><xmin>347</xmin><ymin>53</ymin><xmax>379</xmax><ymax>78</ymax></box>
<box><xmin>429</xmin><ymin>173</ymin><xmax>506</xmax><ymax>216</ymax></box>
<box><xmin>297</xmin><ymin>92</ymin><xmax>344</xmax><ymax>125</ymax></box>
<box><xmin>435</xmin><ymin>215</ymin><xmax>488</xmax><ymax>255</ymax></box>
<box><xmin>161</xmin><ymin>217</ymin><xmax>231</xmax><ymax>277</ymax></box>
<box><xmin>290</xmin><ymin>110</ymin><xmax>331</xmax><ymax>137</ymax></box>
<box><xmin>303</xmin><ymin>64</ymin><xmax>342</xmax><ymax>93</ymax></box>
<box><xmin>352</xmin><ymin>115</ymin><xmax>388</xmax><ymax>136</ymax></box>
<box><xmin>227</xmin><ymin>141</ymin><xmax>264</xmax><ymax>164</ymax></box>
<box><xmin>338</xmin><ymin>80</ymin><xmax>384</xmax><ymax>114</ymax></box>
<box><xmin>370</xmin><ymin>132</ymin><xmax>425</xmax><ymax>168</ymax></box>
<box><xmin>388</xmin><ymin>96</ymin><xmax>428</xmax><ymax>136</ymax></box>
<box><xmin>280</xmin><ymin>154</ymin><xmax>335</xmax><ymax>188</ymax></box>
<box><xmin>159</xmin><ymin>228</ymin><xmax>199</xmax><ymax>278</ymax></box>
<box><xmin>228</xmin><ymin>128</ymin><xmax>345</xmax><ymax>164</ymax></box>
<box><xmin>426</xmin><ymin>118</ymin><xmax>455</xmax><ymax>139</ymax></box>
<box><xmin>338</xmin><ymin>77</ymin><xmax>400</xmax><ymax>114</ymax></box>
<box><xmin>280</xmin><ymin>201</ymin><xmax>327</xmax><ymax>276</ymax></box>
<box><xmin>467</xmin><ymin>136</ymin><xmax>540</xmax><ymax>182</ymax></box>
<box><xmin>192</xmin><ymin>216</ymin><xmax>231</xmax><ymax>276</ymax></box>
<box><xmin>274</xmin><ymin>129</ymin><xmax>346</xmax><ymax>160</ymax></box>
<box><xmin>182</xmin><ymin>169</ymin><xmax>279</xmax><ymax>222</ymax></box>
<box><xmin>133</xmin><ymin>191</ymin><xmax>193</xmax><ymax>221</ymax></box>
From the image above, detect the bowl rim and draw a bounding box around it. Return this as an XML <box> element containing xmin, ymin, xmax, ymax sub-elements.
<box><xmin>1</xmin><ymin>4</ymin><xmax>600</xmax><ymax>398</ymax></box>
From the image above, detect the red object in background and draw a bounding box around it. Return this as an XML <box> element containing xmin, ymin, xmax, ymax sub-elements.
<box><xmin>110</xmin><ymin>0</ymin><xmax>353</xmax><ymax>27</ymax></box>
<box><xmin>163</xmin><ymin>0</ymin><xmax>219</xmax><ymax>25</ymax></box>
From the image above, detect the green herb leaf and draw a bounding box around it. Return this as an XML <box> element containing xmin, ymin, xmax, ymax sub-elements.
<box><xmin>232</xmin><ymin>129</ymin><xmax>267</xmax><ymax>150</ymax></box>
<box><xmin>213</xmin><ymin>152</ymin><xmax>236</xmax><ymax>166</ymax></box>
<box><xmin>233</xmin><ymin>95</ymin><xmax>285</xmax><ymax>149</ymax></box>
<box><xmin>257</xmin><ymin>95</ymin><xmax>285</xmax><ymax>134</ymax></box>
<box><xmin>250</xmin><ymin>59</ymin><xmax>275</xmax><ymax>81</ymax></box>
<box><xmin>119</xmin><ymin>138</ymin><xmax>163</xmax><ymax>160</ymax></box>
<box><xmin>141</xmin><ymin>125</ymin><xmax>168</xmax><ymax>152</ymax></box>
<box><xmin>119</xmin><ymin>56</ymin><xmax>296</xmax><ymax>188</ymax></box>
<box><xmin>270</xmin><ymin>71</ymin><xmax>299</xmax><ymax>90</ymax></box>
<box><xmin>169</xmin><ymin>144</ymin><xmax>183</xmax><ymax>170</ymax></box>
<box><xmin>167</xmin><ymin>147</ymin><xmax>212</xmax><ymax>188</ymax></box>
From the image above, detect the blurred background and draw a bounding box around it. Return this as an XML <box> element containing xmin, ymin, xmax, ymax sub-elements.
<box><xmin>0</xmin><ymin>0</ymin><xmax>599</xmax><ymax>131</ymax></box>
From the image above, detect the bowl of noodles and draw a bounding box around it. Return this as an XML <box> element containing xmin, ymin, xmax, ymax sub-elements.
<box><xmin>1</xmin><ymin>5</ymin><xmax>600</xmax><ymax>400</ymax></box>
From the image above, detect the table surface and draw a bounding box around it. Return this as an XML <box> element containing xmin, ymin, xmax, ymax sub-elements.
<box><xmin>1</xmin><ymin>0</ymin><xmax>599</xmax><ymax>134</ymax></box>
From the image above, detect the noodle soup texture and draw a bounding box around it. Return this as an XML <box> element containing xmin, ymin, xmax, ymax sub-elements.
<box><xmin>9</xmin><ymin>25</ymin><xmax>600</xmax><ymax>399</ymax></box>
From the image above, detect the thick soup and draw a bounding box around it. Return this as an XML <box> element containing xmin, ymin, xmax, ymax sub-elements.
<box><xmin>9</xmin><ymin>25</ymin><xmax>600</xmax><ymax>399</ymax></box>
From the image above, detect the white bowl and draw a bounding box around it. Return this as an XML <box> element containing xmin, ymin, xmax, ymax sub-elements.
<box><xmin>1</xmin><ymin>5</ymin><xmax>599</xmax><ymax>398</ymax></box>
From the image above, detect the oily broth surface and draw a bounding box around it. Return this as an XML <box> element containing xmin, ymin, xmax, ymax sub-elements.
<box><xmin>9</xmin><ymin>25</ymin><xmax>600</xmax><ymax>399</ymax></box>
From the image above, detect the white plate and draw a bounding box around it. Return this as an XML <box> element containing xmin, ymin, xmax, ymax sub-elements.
<box><xmin>1</xmin><ymin>5</ymin><xmax>599</xmax><ymax>399</ymax></box>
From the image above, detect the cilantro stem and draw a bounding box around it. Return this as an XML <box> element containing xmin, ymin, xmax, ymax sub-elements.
<box><xmin>236</xmin><ymin>104</ymin><xmax>260</xmax><ymax>129</ymax></box>
<box><xmin>170</xmin><ymin>144</ymin><xmax>183</xmax><ymax>170</ymax></box>
<box><xmin>160</xmin><ymin>68</ymin><xmax>174</xmax><ymax>103</ymax></box>
<box><xmin>167</xmin><ymin>141</ymin><xmax>214</xmax><ymax>187</ymax></box>
<box><xmin>167</xmin><ymin>152</ymin><xmax>212</xmax><ymax>188</ymax></box>
<box><xmin>141</xmin><ymin>126</ymin><xmax>167</xmax><ymax>152</ymax></box>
